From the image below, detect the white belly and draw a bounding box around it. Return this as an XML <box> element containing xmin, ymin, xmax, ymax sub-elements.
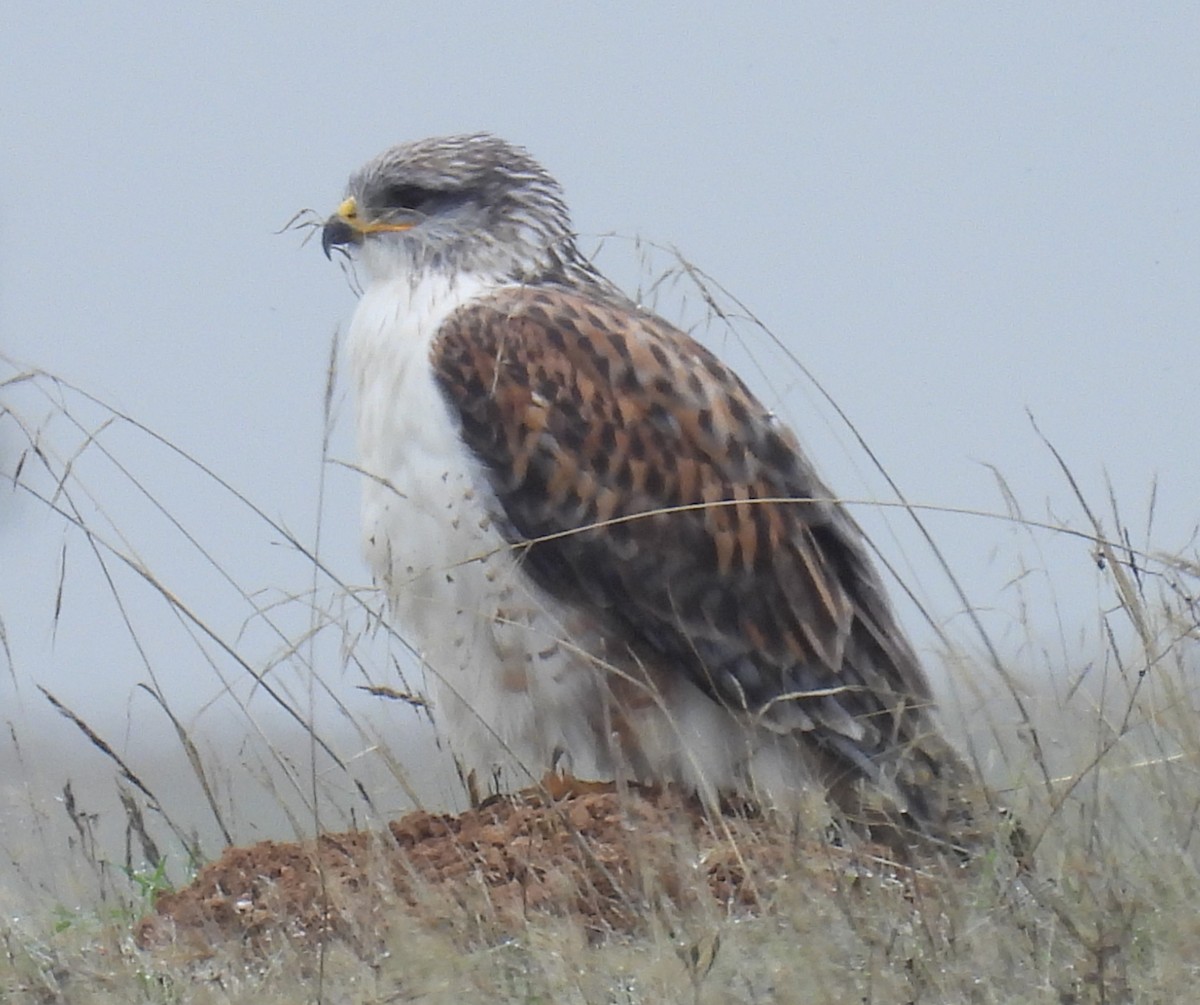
<box><xmin>345</xmin><ymin>272</ymin><xmax>614</xmax><ymax>789</ymax></box>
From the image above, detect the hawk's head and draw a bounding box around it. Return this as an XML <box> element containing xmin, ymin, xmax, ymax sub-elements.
<box><xmin>322</xmin><ymin>133</ymin><xmax>581</xmax><ymax>284</ymax></box>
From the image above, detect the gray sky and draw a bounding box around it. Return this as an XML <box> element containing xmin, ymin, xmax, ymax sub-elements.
<box><xmin>2</xmin><ymin>4</ymin><xmax>1198</xmax><ymax>888</ymax></box>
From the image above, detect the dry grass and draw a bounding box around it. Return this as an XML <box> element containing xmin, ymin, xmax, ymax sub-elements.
<box><xmin>2</xmin><ymin>251</ymin><xmax>1199</xmax><ymax>1003</ymax></box>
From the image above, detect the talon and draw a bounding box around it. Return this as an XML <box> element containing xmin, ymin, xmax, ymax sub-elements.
<box><xmin>540</xmin><ymin>771</ymin><xmax>615</xmax><ymax>801</ymax></box>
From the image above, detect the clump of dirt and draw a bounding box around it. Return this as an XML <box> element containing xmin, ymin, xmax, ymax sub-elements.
<box><xmin>137</xmin><ymin>785</ymin><xmax>929</xmax><ymax>955</ymax></box>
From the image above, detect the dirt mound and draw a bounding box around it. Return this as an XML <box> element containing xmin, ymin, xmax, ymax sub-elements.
<box><xmin>137</xmin><ymin>785</ymin><xmax>929</xmax><ymax>955</ymax></box>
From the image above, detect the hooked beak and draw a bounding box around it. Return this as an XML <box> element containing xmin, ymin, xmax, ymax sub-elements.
<box><xmin>321</xmin><ymin>195</ymin><xmax>418</xmax><ymax>259</ymax></box>
<box><xmin>322</xmin><ymin>197</ymin><xmax>363</xmax><ymax>259</ymax></box>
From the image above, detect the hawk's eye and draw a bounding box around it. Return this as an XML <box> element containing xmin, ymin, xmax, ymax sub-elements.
<box><xmin>379</xmin><ymin>184</ymin><xmax>439</xmax><ymax>211</ymax></box>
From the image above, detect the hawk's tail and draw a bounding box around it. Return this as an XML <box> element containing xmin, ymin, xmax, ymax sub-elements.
<box><xmin>827</xmin><ymin>726</ymin><xmax>1021</xmax><ymax>861</ymax></box>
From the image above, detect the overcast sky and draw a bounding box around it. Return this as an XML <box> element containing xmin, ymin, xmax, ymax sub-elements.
<box><xmin>2</xmin><ymin>4</ymin><xmax>1197</xmax><ymax>890</ymax></box>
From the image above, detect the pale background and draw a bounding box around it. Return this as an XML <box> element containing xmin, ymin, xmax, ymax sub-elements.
<box><xmin>2</xmin><ymin>4</ymin><xmax>1197</xmax><ymax>901</ymax></box>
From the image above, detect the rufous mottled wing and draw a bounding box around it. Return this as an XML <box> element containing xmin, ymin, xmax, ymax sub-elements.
<box><xmin>432</xmin><ymin>284</ymin><xmax>969</xmax><ymax>827</ymax></box>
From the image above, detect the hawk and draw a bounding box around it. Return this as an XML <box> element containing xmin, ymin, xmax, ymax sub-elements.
<box><xmin>322</xmin><ymin>133</ymin><xmax>982</xmax><ymax>849</ymax></box>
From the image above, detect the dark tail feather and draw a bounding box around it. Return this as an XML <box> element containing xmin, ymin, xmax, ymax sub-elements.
<box><xmin>827</xmin><ymin>729</ymin><xmax>1021</xmax><ymax>861</ymax></box>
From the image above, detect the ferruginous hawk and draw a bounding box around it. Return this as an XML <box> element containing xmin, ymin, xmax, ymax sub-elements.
<box><xmin>321</xmin><ymin>133</ymin><xmax>983</xmax><ymax>849</ymax></box>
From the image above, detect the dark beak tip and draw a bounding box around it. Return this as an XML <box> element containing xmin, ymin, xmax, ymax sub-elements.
<box><xmin>321</xmin><ymin>217</ymin><xmax>357</xmax><ymax>260</ymax></box>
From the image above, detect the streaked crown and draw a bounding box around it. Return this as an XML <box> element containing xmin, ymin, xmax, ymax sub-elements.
<box><xmin>323</xmin><ymin>133</ymin><xmax>591</xmax><ymax>285</ymax></box>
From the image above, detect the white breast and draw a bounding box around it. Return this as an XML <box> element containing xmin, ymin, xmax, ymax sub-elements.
<box><xmin>344</xmin><ymin>270</ymin><xmax>614</xmax><ymax>791</ymax></box>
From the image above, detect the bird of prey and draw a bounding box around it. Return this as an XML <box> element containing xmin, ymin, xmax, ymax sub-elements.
<box><xmin>322</xmin><ymin>133</ymin><xmax>982</xmax><ymax>849</ymax></box>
